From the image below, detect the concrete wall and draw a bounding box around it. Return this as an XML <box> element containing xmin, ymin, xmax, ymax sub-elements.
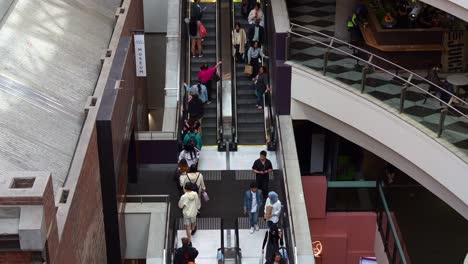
<box><xmin>289</xmin><ymin>63</ymin><xmax>468</xmax><ymax>220</ymax></box>
<box><xmin>143</xmin><ymin>0</ymin><xmax>168</xmax><ymax>33</ymax></box>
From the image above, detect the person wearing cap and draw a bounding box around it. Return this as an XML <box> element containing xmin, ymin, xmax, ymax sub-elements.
<box><xmin>243</xmin><ymin>182</ymin><xmax>263</xmax><ymax>234</ymax></box>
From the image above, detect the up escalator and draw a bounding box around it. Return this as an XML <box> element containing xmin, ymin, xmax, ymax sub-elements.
<box><xmin>233</xmin><ymin>2</ymin><xmax>266</xmax><ymax>145</ymax></box>
<box><xmin>190</xmin><ymin>3</ymin><xmax>219</xmax><ymax>146</ymax></box>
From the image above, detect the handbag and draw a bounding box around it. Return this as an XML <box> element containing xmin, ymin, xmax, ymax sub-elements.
<box><xmin>199</xmin><ymin>22</ymin><xmax>207</xmax><ymax>38</ymax></box>
<box><xmin>212</xmin><ymin>72</ymin><xmax>220</xmax><ymax>82</ymax></box>
<box><xmin>202</xmin><ymin>191</ymin><xmax>210</xmax><ymax>202</ymax></box>
<box><xmin>244</xmin><ymin>64</ymin><xmax>253</xmax><ymax>75</ymax></box>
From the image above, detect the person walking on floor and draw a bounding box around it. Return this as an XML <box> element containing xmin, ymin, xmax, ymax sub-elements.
<box><xmin>247</xmin><ymin>41</ymin><xmax>269</xmax><ymax>78</ymax></box>
<box><xmin>232</xmin><ymin>22</ymin><xmax>247</xmax><ymax>62</ymax></box>
<box><xmin>243</xmin><ymin>182</ymin><xmax>263</xmax><ymax>234</ymax></box>
<box><xmin>178</xmin><ymin>182</ymin><xmax>201</xmax><ymax>242</ymax></box>
<box><xmin>252</xmin><ymin>150</ymin><xmax>273</xmax><ymax>199</ymax></box>
<box><xmin>264</xmin><ymin>191</ymin><xmax>281</xmax><ymax>230</ymax></box>
<box><xmin>198</xmin><ymin>61</ymin><xmax>222</xmax><ymax>103</ymax></box>
<box><xmin>180</xmin><ymin>164</ymin><xmax>207</xmax><ymax>205</ymax></box>
<box><xmin>253</xmin><ymin>66</ymin><xmax>270</xmax><ymax>110</ymax></box>
<box><xmin>174</xmin><ymin>237</ymin><xmax>199</xmax><ymax>264</ymax></box>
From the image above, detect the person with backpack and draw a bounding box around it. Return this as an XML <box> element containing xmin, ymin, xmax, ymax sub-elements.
<box><xmin>183</xmin><ymin>128</ymin><xmax>202</xmax><ymax>150</ymax></box>
<box><xmin>179</xmin><ymin>144</ymin><xmax>200</xmax><ymax>167</ymax></box>
<box><xmin>176</xmin><ymin>159</ymin><xmax>190</xmax><ymax>196</ymax></box>
<box><xmin>191</xmin><ymin>0</ymin><xmax>206</xmax><ymax>21</ymax></box>
<box><xmin>174</xmin><ymin>237</ymin><xmax>199</xmax><ymax>264</ymax></box>
<box><xmin>179</xmin><ymin>182</ymin><xmax>201</xmax><ymax>242</ymax></box>
<box><xmin>180</xmin><ymin>164</ymin><xmax>206</xmax><ymax>204</ymax></box>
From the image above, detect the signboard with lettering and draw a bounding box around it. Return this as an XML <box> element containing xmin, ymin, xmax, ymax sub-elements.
<box><xmin>134</xmin><ymin>34</ymin><xmax>147</xmax><ymax>77</ymax></box>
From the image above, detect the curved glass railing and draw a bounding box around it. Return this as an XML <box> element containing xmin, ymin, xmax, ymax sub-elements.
<box><xmin>288</xmin><ymin>23</ymin><xmax>468</xmax><ymax>162</ymax></box>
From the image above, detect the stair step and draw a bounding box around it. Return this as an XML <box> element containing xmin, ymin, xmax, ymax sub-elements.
<box><xmin>238</xmin><ymin>123</ymin><xmax>265</xmax><ymax>132</ymax></box>
<box><xmin>238</xmin><ymin>116</ymin><xmax>264</xmax><ymax>123</ymax></box>
<box><xmin>237</xmin><ymin>132</ymin><xmax>265</xmax><ymax>145</ymax></box>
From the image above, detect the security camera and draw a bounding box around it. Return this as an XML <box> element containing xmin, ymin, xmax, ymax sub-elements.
<box><xmin>409</xmin><ymin>4</ymin><xmax>422</xmax><ymax>20</ymax></box>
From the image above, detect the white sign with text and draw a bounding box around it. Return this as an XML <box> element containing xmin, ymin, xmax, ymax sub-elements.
<box><xmin>134</xmin><ymin>34</ymin><xmax>147</xmax><ymax>77</ymax></box>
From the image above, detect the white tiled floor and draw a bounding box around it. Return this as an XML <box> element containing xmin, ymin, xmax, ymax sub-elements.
<box><xmin>238</xmin><ymin>229</ymin><xmax>268</xmax><ymax>263</ymax></box>
<box><xmin>198</xmin><ymin>146</ymin><xmax>227</xmax><ymax>170</ymax></box>
<box><xmin>229</xmin><ymin>146</ymin><xmax>278</xmax><ymax>170</ymax></box>
<box><xmin>177</xmin><ymin>230</ymin><xmax>219</xmax><ymax>263</ymax></box>
<box><xmin>198</xmin><ymin>145</ymin><xmax>278</xmax><ymax>171</ymax></box>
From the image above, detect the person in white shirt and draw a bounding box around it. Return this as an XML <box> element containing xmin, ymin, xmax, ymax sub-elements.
<box><xmin>178</xmin><ymin>144</ymin><xmax>200</xmax><ymax>167</ymax></box>
<box><xmin>248</xmin><ymin>3</ymin><xmax>264</xmax><ymax>27</ymax></box>
<box><xmin>178</xmin><ymin>182</ymin><xmax>201</xmax><ymax>242</ymax></box>
<box><xmin>180</xmin><ymin>164</ymin><xmax>207</xmax><ymax>205</ymax></box>
<box><xmin>264</xmin><ymin>191</ymin><xmax>282</xmax><ymax>229</ymax></box>
<box><xmin>243</xmin><ymin>182</ymin><xmax>263</xmax><ymax>234</ymax></box>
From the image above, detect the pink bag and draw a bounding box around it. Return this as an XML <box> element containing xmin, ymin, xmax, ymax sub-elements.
<box><xmin>199</xmin><ymin>22</ymin><xmax>207</xmax><ymax>38</ymax></box>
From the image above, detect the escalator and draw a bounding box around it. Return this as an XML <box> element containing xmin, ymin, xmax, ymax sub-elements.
<box><xmin>232</xmin><ymin>2</ymin><xmax>266</xmax><ymax>146</ymax></box>
<box><xmin>189</xmin><ymin>2</ymin><xmax>219</xmax><ymax>146</ymax></box>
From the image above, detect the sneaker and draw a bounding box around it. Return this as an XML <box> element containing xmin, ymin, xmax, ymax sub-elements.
<box><xmin>198</xmin><ymin>53</ymin><xmax>204</xmax><ymax>58</ymax></box>
<box><xmin>255</xmin><ymin>224</ymin><xmax>259</xmax><ymax>231</ymax></box>
<box><xmin>206</xmin><ymin>100</ymin><xmax>212</xmax><ymax>104</ymax></box>
<box><xmin>250</xmin><ymin>227</ymin><xmax>255</xmax><ymax>234</ymax></box>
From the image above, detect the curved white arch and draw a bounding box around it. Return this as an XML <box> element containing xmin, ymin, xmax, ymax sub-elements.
<box><xmin>289</xmin><ymin>63</ymin><xmax>468</xmax><ymax>219</ymax></box>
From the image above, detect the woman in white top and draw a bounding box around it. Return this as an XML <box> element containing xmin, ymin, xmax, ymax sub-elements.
<box><xmin>180</xmin><ymin>165</ymin><xmax>207</xmax><ymax>203</ymax></box>
<box><xmin>232</xmin><ymin>22</ymin><xmax>247</xmax><ymax>62</ymax></box>
<box><xmin>178</xmin><ymin>144</ymin><xmax>200</xmax><ymax>167</ymax></box>
<box><xmin>248</xmin><ymin>3</ymin><xmax>264</xmax><ymax>27</ymax></box>
<box><xmin>264</xmin><ymin>191</ymin><xmax>282</xmax><ymax>229</ymax></box>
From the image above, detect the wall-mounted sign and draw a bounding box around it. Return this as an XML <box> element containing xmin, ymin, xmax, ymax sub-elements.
<box><xmin>134</xmin><ymin>34</ymin><xmax>147</xmax><ymax>77</ymax></box>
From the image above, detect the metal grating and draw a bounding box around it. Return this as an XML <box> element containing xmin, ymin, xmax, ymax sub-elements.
<box><xmin>235</xmin><ymin>170</ymin><xmax>274</xmax><ymax>181</ymax></box>
<box><xmin>199</xmin><ymin>170</ymin><xmax>222</xmax><ymax>181</ymax></box>
<box><xmin>178</xmin><ymin>217</ymin><xmax>222</xmax><ymax>230</ymax></box>
<box><xmin>237</xmin><ymin>217</ymin><xmax>269</xmax><ymax>230</ymax></box>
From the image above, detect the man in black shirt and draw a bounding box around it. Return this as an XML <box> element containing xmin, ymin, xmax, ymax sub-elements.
<box><xmin>188</xmin><ymin>94</ymin><xmax>204</xmax><ymax>123</ymax></box>
<box><xmin>252</xmin><ymin>150</ymin><xmax>273</xmax><ymax>199</ymax></box>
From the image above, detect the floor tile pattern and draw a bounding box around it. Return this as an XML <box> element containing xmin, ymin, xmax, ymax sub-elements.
<box><xmin>286</xmin><ymin>0</ymin><xmax>468</xmax><ymax>160</ymax></box>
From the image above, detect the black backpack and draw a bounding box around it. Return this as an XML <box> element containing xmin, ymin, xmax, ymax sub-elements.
<box><xmin>187</xmin><ymin>173</ymin><xmax>201</xmax><ymax>194</ymax></box>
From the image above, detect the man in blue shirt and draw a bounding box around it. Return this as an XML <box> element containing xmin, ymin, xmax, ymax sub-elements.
<box><xmin>243</xmin><ymin>182</ymin><xmax>263</xmax><ymax>234</ymax></box>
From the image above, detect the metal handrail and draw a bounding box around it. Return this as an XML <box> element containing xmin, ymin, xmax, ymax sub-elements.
<box><xmin>377</xmin><ymin>184</ymin><xmax>408</xmax><ymax>264</ymax></box>
<box><xmin>231</xmin><ymin>0</ymin><xmax>239</xmax><ymax>145</ymax></box>
<box><xmin>289</xmin><ymin>23</ymin><xmax>468</xmax><ymax>120</ymax></box>
<box><xmin>276</xmin><ymin>118</ymin><xmax>298</xmax><ymax>264</ymax></box>
<box><xmin>215</xmin><ymin>0</ymin><xmax>223</xmax><ymax>145</ymax></box>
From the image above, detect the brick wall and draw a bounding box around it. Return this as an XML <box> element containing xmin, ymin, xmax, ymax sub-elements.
<box><xmin>0</xmin><ymin>252</ymin><xmax>33</xmax><ymax>263</ymax></box>
<box><xmin>51</xmin><ymin>129</ymin><xmax>107</xmax><ymax>264</ymax></box>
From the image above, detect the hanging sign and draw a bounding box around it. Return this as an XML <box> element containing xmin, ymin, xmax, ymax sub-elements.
<box><xmin>134</xmin><ymin>34</ymin><xmax>147</xmax><ymax>77</ymax></box>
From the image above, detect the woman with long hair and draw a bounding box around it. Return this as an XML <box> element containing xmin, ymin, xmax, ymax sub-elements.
<box><xmin>232</xmin><ymin>22</ymin><xmax>247</xmax><ymax>62</ymax></box>
<box><xmin>189</xmin><ymin>16</ymin><xmax>203</xmax><ymax>57</ymax></box>
<box><xmin>178</xmin><ymin>143</ymin><xmax>200</xmax><ymax>167</ymax></box>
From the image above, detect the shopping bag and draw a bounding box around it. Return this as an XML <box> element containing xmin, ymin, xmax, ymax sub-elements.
<box><xmin>202</xmin><ymin>191</ymin><xmax>210</xmax><ymax>202</ymax></box>
<box><xmin>244</xmin><ymin>65</ymin><xmax>253</xmax><ymax>75</ymax></box>
<box><xmin>199</xmin><ymin>22</ymin><xmax>207</xmax><ymax>38</ymax></box>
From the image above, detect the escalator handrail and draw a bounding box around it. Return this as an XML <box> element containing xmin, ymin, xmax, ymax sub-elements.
<box><xmin>261</xmin><ymin>0</ymin><xmax>276</xmax><ymax>147</ymax></box>
<box><xmin>215</xmin><ymin>0</ymin><xmax>224</xmax><ymax>144</ymax></box>
<box><xmin>230</xmin><ymin>0</ymin><xmax>239</xmax><ymax>144</ymax></box>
